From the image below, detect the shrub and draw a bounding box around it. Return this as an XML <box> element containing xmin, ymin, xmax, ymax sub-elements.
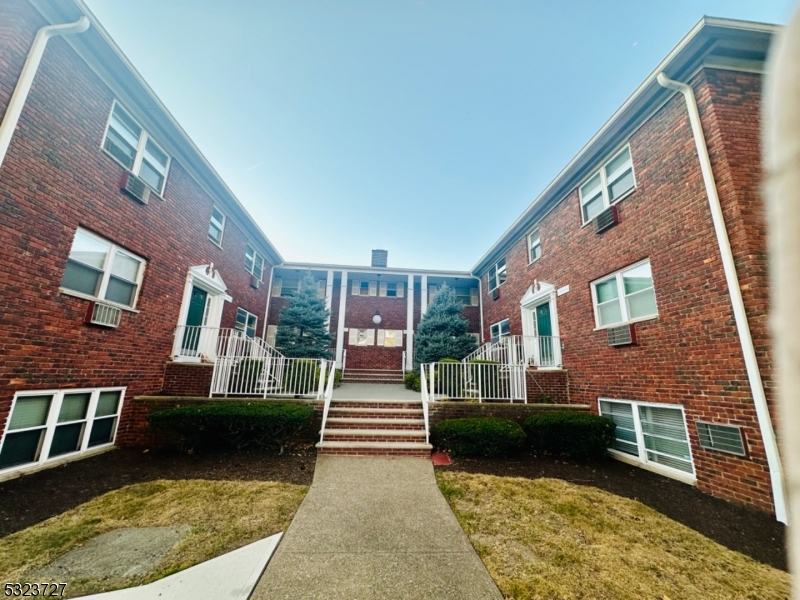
<box><xmin>523</xmin><ymin>411</ymin><xmax>616</xmax><ymax>460</ymax></box>
<box><xmin>233</xmin><ymin>358</ymin><xmax>263</xmax><ymax>393</ymax></box>
<box><xmin>282</xmin><ymin>359</ymin><xmax>320</xmax><ymax>396</ymax></box>
<box><xmin>148</xmin><ymin>401</ymin><xmax>314</xmax><ymax>453</ymax></box>
<box><xmin>404</xmin><ymin>370</ymin><xmax>421</xmax><ymax>392</ymax></box>
<box><xmin>431</xmin><ymin>418</ymin><xmax>526</xmax><ymax>458</ymax></box>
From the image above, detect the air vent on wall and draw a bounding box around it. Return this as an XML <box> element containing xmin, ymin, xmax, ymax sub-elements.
<box><xmin>607</xmin><ymin>324</ymin><xmax>635</xmax><ymax>346</ymax></box>
<box><xmin>85</xmin><ymin>302</ymin><xmax>122</xmax><ymax>328</ymax></box>
<box><xmin>121</xmin><ymin>172</ymin><xmax>151</xmax><ymax>204</ymax></box>
<box><xmin>593</xmin><ymin>205</ymin><xmax>619</xmax><ymax>234</ymax></box>
<box><xmin>250</xmin><ymin>275</ymin><xmax>260</xmax><ymax>289</ymax></box>
<box><xmin>491</xmin><ymin>288</ymin><xmax>500</xmax><ymax>300</ymax></box>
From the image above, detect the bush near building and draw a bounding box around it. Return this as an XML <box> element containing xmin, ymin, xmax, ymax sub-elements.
<box><xmin>431</xmin><ymin>418</ymin><xmax>525</xmax><ymax>458</ymax></box>
<box><xmin>524</xmin><ymin>412</ymin><xmax>616</xmax><ymax>460</ymax></box>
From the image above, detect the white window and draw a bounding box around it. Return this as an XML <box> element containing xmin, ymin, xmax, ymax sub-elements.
<box><xmin>378</xmin><ymin>281</ymin><xmax>405</xmax><ymax>298</ymax></box>
<box><xmin>487</xmin><ymin>258</ymin><xmax>507</xmax><ymax>291</ymax></box>
<box><xmin>377</xmin><ymin>329</ymin><xmax>404</xmax><ymax>347</ymax></box>
<box><xmin>102</xmin><ymin>102</ymin><xmax>170</xmax><ymax>194</ymax></box>
<box><xmin>490</xmin><ymin>319</ymin><xmax>510</xmax><ymax>343</ymax></box>
<box><xmin>454</xmin><ymin>286</ymin><xmax>479</xmax><ymax>307</ymax></box>
<box><xmin>235</xmin><ymin>308</ymin><xmax>258</xmax><ymax>338</ymax></box>
<box><xmin>348</xmin><ymin>328</ymin><xmax>375</xmax><ymax>346</ymax></box>
<box><xmin>579</xmin><ymin>145</ymin><xmax>635</xmax><ymax>223</ymax></box>
<box><xmin>61</xmin><ymin>228</ymin><xmax>146</xmax><ymax>309</ymax></box>
<box><xmin>351</xmin><ymin>280</ymin><xmax>377</xmax><ymax>297</ymax></box>
<box><xmin>208</xmin><ymin>207</ymin><xmax>225</xmax><ymax>246</ymax></box>
<box><xmin>0</xmin><ymin>388</ymin><xmax>125</xmax><ymax>473</ymax></box>
<box><xmin>266</xmin><ymin>324</ymin><xmax>278</xmax><ymax>348</ymax></box>
<box><xmin>599</xmin><ymin>399</ymin><xmax>694</xmax><ymax>478</ymax></box>
<box><xmin>591</xmin><ymin>260</ymin><xmax>657</xmax><ymax>328</ymax></box>
<box><xmin>528</xmin><ymin>228</ymin><xmax>542</xmax><ymax>263</ymax></box>
<box><xmin>245</xmin><ymin>244</ymin><xmax>265</xmax><ymax>281</ymax></box>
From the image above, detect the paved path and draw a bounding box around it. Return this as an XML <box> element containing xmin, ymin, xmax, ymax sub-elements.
<box><xmin>332</xmin><ymin>382</ymin><xmax>420</xmax><ymax>400</ymax></box>
<box><xmin>251</xmin><ymin>457</ymin><xmax>503</xmax><ymax>600</ymax></box>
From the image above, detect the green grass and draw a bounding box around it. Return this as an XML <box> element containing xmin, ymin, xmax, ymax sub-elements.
<box><xmin>437</xmin><ymin>471</ymin><xmax>790</xmax><ymax>600</ymax></box>
<box><xmin>0</xmin><ymin>479</ymin><xmax>307</xmax><ymax>598</ymax></box>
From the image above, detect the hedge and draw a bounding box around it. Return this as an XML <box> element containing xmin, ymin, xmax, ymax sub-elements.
<box><xmin>147</xmin><ymin>402</ymin><xmax>314</xmax><ymax>453</ymax></box>
<box><xmin>523</xmin><ymin>411</ymin><xmax>616</xmax><ymax>460</ymax></box>
<box><xmin>431</xmin><ymin>417</ymin><xmax>526</xmax><ymax>458</ymax></box>
<box><xmin>404</xmin><ymin>370</ymin><xmax>421</xmax><ymax>392</ymax></box>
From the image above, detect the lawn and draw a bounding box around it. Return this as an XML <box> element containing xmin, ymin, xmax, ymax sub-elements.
<box><xmin>0</xmin><ymin>479</ymin><xmax>307</xmax><ymax>598</ymax></box>
<box><xmin>437</xmin><ymin>471</ymin><xmax>790</xmax><ymax>600</ymax></box>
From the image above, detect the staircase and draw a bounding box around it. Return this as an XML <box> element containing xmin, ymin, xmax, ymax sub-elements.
<box><xmin>340</xmin><ymin>368</ymin><xmax>405</xmax><ymax>384</ymax></box>
<box><xmin>316</xmin><ymin>398</ymin><xmax>432</xmax><ymax>457</ymax></box>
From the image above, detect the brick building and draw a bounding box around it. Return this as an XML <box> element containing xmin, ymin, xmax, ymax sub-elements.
<box><xmin>0</xmin><ymin>1</ymin><xmax>786</xmax><ymax>519</ymax></box>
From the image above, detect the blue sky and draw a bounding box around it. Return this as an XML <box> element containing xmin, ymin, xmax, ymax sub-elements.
<box><xmin>82</xmin><ymin>0</ymin><xmax>795</xmax><ymax>271</ymax></box>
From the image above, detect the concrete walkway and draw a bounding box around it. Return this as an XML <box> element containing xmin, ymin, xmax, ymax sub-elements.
<box><xmin>251</xmin><ymin>457</ymin><xmax>502</xmax><ymax>599</ymax></box>
<box><xmin>332</xmin><ymin>383</ymin><xmax>420</xmax><ymax>400</ymax></box>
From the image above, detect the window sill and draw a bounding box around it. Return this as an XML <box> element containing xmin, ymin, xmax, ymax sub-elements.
<box><xmin>0</xmin><ymin>444</ymin><xmax>115</xmax><ymax>483</ymax></box>
<box><xmin>527</xmin><ymin>256</ymin><xmax>542</xmax><ymax>268</ymax></box>
<box><xmin>103</xmin><ymin>149</ymin><xmax>167</xmax><ymax>200</ymax></box>
<box><xmin>608</xmin><ymin>449</ymin><xmax>697</xmax><ymax>485</ymax></box>
<box><xmin>59</xmin><ymin>288</ymin><xmax>141</xmax><ymax>313</ymax></box>
<box><xmin>208</xmin><ymin>238</ymin><xmax>224</xmax><ymax>250</ymax></box>
<box><xmin>592</xmin><ymin>314</ymin><xmax>657</xmax><ymax>332</ymax></box>
<box><xmin>580</xmin><ymin>187</ymin><xmax>637</xmax><ymax>228</ymax></box>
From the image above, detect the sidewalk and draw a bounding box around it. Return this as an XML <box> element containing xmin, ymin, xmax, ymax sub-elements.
<box><xmin>251</xmin><ymin>456</ymin><xmax>503</xmax><ymax>600</ymax></box>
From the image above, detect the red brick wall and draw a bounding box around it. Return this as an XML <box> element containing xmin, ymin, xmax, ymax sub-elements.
<box><xmin>0</xmin><ymin>0</ymin><xmax>274</xmax><ymax>445</ymax></box>
<box><xmin>160</xmin><ymin>363</ymin><xmax>214</xmax><ymax>397</ymax></box>
<box><xmin>525</xmin><ymin>370</ymin><xmax>570</xmax><ymax>404</ymax></box>
<box><xmin>345</xmin><ymin>295</ymin><xmax>406</xmax><ymax>369</ymax></box>
<box><xmin>478</xmin><ymin>69</ymin><xmax>775</xmax><ymax>514</ymax></box>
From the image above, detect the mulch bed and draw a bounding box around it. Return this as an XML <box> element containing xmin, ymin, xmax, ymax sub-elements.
<box><xmin>0</xmin><ymin>445</ymin><xmax>317</xmax><ymax>538</ymax></box>
<box><xmin>436</xmin><ymin>451</ymin><xmax>787</xmax><ymax>571</ymax></box>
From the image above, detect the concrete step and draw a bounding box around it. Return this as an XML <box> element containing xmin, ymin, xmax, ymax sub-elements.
<box><xmin>316</xmin><ymin>441</ymin><xmax>432</xmax><ymax>457</ymax></box>
<box><xmin>332</xmin><ymin>399</ymin><xmax>422</xmax><ymax>410</ymax></box>
<box><xmin>322</xmin><ymin>429</ymin><xmax>427</xmax><ymax>443</ymax></box>
<box><xmin>325</xmin><ymin>417</ymin><xmax>425</xmax><ymax>429</ymax></box>
<box><xmin>329</xmin><ymin>407</ymin><xmax>423</xmax><ymax>418</ymax></box>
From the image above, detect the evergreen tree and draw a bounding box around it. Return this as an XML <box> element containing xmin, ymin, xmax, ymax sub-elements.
<box><xmin>275</xmin><ymin>272</ymin><xmax>333</xmax><ymax>358</ymax></box>
<box><xmin>414</xmin><ymin>284</ymin><xmax>478</xmax><ymax>364</ymax></box>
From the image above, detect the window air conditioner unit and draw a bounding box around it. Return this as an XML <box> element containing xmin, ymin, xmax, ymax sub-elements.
<box><xmin>593</xmin><ymin>205</ymin><xmax>619</xmax><ymax>234</ymax></box>
<box><xmin>607</xmin><ymin>324</ymin><xmax>635</xmax><ymax>347</ymax></box>
<box><xmin>491</xmin><ymin>288</ymin><xmax>500</xmax><ymax>300</ymax></box>
<box><xmin>85</xmin><ymin>301</ymin><xmax>122</xmax><ymax>328</ymax></box>
<box><xmin>250</xmin><ymin>274</ymin><xmax>260</xmax><ymax>289</ymax></box>
<box><xmin>121</xmin><ymin>172</ymin><xmax>150</xmax><ymax>205</ymax></box>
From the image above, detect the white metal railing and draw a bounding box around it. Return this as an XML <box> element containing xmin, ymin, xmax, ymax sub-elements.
<box><xmin>173</xmin><ymin>325</ymin><xmax>222</xmax><ymax>361</ymax></box>
<box><xmin>342</xmin><ymin>349</ymin><xmax>347</xmax><ymax>377</ymax></box>
<box><xmin>462</xmin><ymin>335</ymin><xmax>561</xmax><ymax>368</ymax></box>
<box><xmin>402</xmin><ymin>350</ymin><xmax>407</xmax><ymax>373</ymax></box>
<box><xmin>420</xmin><ymin>364</ymin><xmax>430</xmax><ymax>444</ymax></box>
<box><xmin>319</xmin><ymin>360</ymin><xmax>337</xmax><ymax>443</ymax></box>
<box><xmin>422</xmin><ymin>361</ymin><xmax>527</xmax><ymax>403</ymax></box>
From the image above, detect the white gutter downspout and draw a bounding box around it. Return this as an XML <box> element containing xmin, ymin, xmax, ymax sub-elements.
<box><xmin>0</xmin><ymin>16</ymin><xmax>90</xmax><ymax>171</ymax></box>
<box><xmin>261</xmin><ymin>268</ymin><xmax>275</xmax><ymax>340</ymax></box>
<box><xmin>657</xmin><ymin>72</ymin><xmax>788</xmax><ymax>524</ymax></box>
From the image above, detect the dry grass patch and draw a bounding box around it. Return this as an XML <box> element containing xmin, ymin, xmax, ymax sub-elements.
<box><xmin>437</xmin><ymin>472</ymin><xmax>790</xmax><ymax>600</ymax></box>
<box><xmin>0</xmin><ymin>479</ymin><xmax>307</xmax><ymax>598</ymax></box>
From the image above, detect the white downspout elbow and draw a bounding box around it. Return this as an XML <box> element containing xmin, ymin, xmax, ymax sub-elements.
<box><xmin>657</xmin><ymin>72</ymin><xmax>788</xmax><ymax>523</ymax></box>
<box><xmin>0</xmin><ymin>16</ymin><xmax>90</xmax><ymax>170</ymax></box>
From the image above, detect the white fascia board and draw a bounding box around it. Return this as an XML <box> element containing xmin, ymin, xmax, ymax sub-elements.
<box><xmin>279</xmin><ymin>262</ymin><xmax>477</xmax><ymax>279</ymax></box>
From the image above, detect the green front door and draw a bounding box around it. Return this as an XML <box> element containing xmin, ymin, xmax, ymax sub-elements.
<box><xmin>181</xmin><ymin>286</ymin><xmax>208</xmax><ymax>354</ymax></box>
<box><xmin>535</xmin><ymin>303</ymin><xmax>554</xmax><ymax>366</ymax></box>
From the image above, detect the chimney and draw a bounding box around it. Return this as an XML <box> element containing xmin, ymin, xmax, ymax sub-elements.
<box><xmin>371</xmin><ymin>249</ymin><xmax>388</xmax><ymax>268</ymax></box>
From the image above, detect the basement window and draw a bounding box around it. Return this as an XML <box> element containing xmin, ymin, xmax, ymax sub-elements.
<box><xmin>0</xmin><ymin>388</ymin><xmax>125</xmax><ymax>474</ymax></box>
<box><xmin>61</xmin><ymin>228</ymin><xmax>146</xmax><ymax>310</ymax></box>
<box><xmin>579</xmin><ymin>145</ymin><xmax>635</xmax><ymax>224</ymax></box>
<box><xmin>599</xmin><ymin>399</ymin><xmax>695</xmax><ymax>479</ymax></box>
<box><xmin>102</xmin><ymin>102</ymin><xmax>170</xmax><ymax>194</ymax></box>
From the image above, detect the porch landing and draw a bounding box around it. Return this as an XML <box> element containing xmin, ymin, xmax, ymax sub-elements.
<box><xmin>332</xmin><ymin>383</ymin><xmax>419</xmax><ymax>400</ymax></box>
<box><xmin>251</xmin><ymin>456</ymin><xmax>502</xmax><ymax>600</ymax></box>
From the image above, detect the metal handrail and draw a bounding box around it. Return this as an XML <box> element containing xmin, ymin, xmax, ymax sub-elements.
<box><xmin>422</xmin><ymin>360</ymin><xmax>527</xmax><ymax>403</ymax></box>
<box><xmin>462</xmin><ymin>335</ymin><xmax>562</xmax><ymax>368</ymax></box>
<box><xmin>319</xmin><ymin>359</ymin><xmax>337</xmax><ymax>443</ymax></box>
<box><xmin>420</xmin><ymin>364</ymin><xmax>430</xmax><ymax>444</ymax></box>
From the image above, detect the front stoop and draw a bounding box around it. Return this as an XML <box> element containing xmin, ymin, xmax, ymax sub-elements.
<box><xmin>340</xmin><ymin>369</ymin><xmax>405</xmax><ymax>384</ymax></box>
<box><xmin>316</xmin><ymin>398</ymin><xmax>432</xmax><ymax>457</ymax></box>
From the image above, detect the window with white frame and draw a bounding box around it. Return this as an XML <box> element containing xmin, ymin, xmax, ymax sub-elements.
<box><xmin>599</xmin><ymin>399</ymin><xmax>694</xmax><ymax>476</ymax></box>
<box><xmin>351</xmin><ymin>280</ymin><xmax>377</xmax><ymax>297</ymax></box>
<box><xmin>245</xmin><ymin>244</ymin><xmax>265</xmax><ymax>281</ymax></box>
<box><xmin>490</xmin><ymin>319</ymin><xmax>510</xmax><ymax>343</ymax></box>
<box><xmin>379</xmin><ymin>281</ymin><xmax>405</xmax><ymax>298</ymax></box>
<box><xmin>528</xmin><ymin>228</ymin><xmax>542</xmax><ymax>263</ymax></box>
<box><xmin>454</xmin><ymin>286</ymin><xmax>479</xmax><ymax>307</ymax></box>
<box><xmin>235</xmin><ymin>307</ymin><xmax>258</xmax><ymax>338</ymax></box>
<box><xmin>348</xmin><ymin>328</ymin><xmax>374</xmax><ymax>346</ymax></box>
<box><xmin>591</xmin><ymin>260</ymin><xmax>657</xmax><ymax>328</ymax></box>
<box><xmin>61</xmin><ymin>228</ymin><xmax>146</xmax><ymax>309</ymax></box>
<box><xmin>487</xmin><ymin>258</ymin><xmax>507</xmax><ymax>291</ymax></box>
<box><xmin>0</xmin><ymin>388</ymin><xmax>124</xmax><ymax>473</ymax></box>
<box><xmin>102</xmin><ymin>102</ymin><xmax>170</xmax><ymax>194</ymax></box>
<box><xmin>266</xmin><ymin>325</ymin><xmax>277</xmax><ymax>348</ymax></box>
<box><xmin>377</xmin><ymin>329</ymin><xmax>404</xmax><ymax>347</ymax></box>
<box><xmin>579</xmin><ymin>146</ymin><xmax>635</xmax><ymax>223</ymax></box>
<box><xmin>208</xmin><ymin>207</ymin><xmax>226</xmax><ymax>246</ymax></box>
